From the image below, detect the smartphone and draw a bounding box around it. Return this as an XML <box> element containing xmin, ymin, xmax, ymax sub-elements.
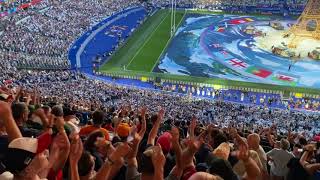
<box><xmin>126</xmin><ymin>135</ymin><xmax>134</xmax><ymax>142</ymax></box>
<box><xmin>127</xmin><ymin>127</ymin><xmax>137</xmax><ymax>142</ymax></box>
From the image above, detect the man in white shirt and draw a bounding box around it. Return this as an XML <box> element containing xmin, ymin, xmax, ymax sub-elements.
<box><xmin>267</xmin><ymin>138</ymin><xmax>294</xmax><ymax>180</ymax></box>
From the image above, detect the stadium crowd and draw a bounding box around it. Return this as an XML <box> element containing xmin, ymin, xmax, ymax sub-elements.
<box><xmin>0</xmin><ymin>0</ymin><xmax>140</xmax><ymax>69</ymax></box>
<box><xmin>1</xmin><ymin>0</ymin><xmax>320</xmax><ymax>179</ymax></box>
<box><xmin>1</xmin><ymin>74</ymin><xmax>320</xmax><ymax>180</ymax></box>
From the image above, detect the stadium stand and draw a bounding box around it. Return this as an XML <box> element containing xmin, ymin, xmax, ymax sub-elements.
<box><xmin>69</xmin><ymin>6</ymin><xmax>147</xmax><ymax>73</ymax></box>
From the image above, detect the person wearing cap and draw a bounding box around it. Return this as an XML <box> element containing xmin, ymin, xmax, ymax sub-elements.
<box><xmin>116</xmin><ymin>122</ymin><xmax>131</xmax><ymax>141</ymax></box>
<box><xmin>1</xmin><ymin>132</ymin><xmax>52</xmax><ymax>180</ymax></box>
<box><xmin>0</xmin><ymin>101</ymin><xmax>23</xmax><ymax>167</ymax></box>
<box><xmin>79</xmin><ymin>110</ymin><xmax>109</xmax><ymax>140</ymax></box>
<box><xmin>0</xmin><ymin>93</ymin><xmax>13</xmax><ymax>103</ymax></box>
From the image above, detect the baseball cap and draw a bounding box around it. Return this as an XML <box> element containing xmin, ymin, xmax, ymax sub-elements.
<box><xmin>0</xmin><ymin>94</ymin><xmax>12</xmax><ymax>101</ymax></box>
<box><xmin>156</xmin><ymin>132</ymin><xmax>172</xmax><ymax>155</ymax></box>
<box><xmin>3</xmin><ymin>132</ymin><xmax>52</xmax><ymax>174</ymax></box>
<box><xmin>117</xmin><ymin>123</ymin><xmax>130</xmax><ymax>138</ymax></box>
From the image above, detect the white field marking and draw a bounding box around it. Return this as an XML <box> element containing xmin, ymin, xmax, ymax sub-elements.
<box><xmin>150</xmin><ymin>10</ymin><xmax>186</xmax><ymax>72</ymax></box>
<box><xmin>126</xmin><ymin>11</ymin><xmax>169</xmax><ymax>69</ymax></box>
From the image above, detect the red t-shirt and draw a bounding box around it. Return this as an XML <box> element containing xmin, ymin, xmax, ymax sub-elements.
<box><xmin>47</xmin><ymin>169</ymin><xmax>63</xmax><ymax>180</ymax></box>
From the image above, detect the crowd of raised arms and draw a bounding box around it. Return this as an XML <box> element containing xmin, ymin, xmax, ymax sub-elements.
<box><xmin>1</xmin><ymin>0</ymin><xmax>320</xmax><ymax>180</ymax></box>
<box><xmin>1</xmin><ymin>80</ymin><xmax>320</xmax><ymax>180</ymax></box>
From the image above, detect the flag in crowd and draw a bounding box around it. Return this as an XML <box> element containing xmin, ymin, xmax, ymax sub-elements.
<box><xmin>245</xmin><ymin>66</ymin><xmax>272</xmax><ymax>78</ymax></box>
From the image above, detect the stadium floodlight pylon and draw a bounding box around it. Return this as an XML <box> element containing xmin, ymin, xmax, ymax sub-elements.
<box><xmin>287</xmin><ymin>0</ymin><xmax>320</xmax><ymax>48</ymax></box>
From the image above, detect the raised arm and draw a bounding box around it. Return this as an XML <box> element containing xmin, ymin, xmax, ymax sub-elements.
<box><xmin>300</xmin><ymin>144</ymin><xmax>320</xmax><ymax>175</ymax></box>
<box><xmin>138</xmin><ymin>107</ymin><xmax>147</xmax><ymax>138</ymax></box>
<box><xmin>50</xmin><ymin>130</ymin><xmax>71</xmax><ymax>175</ymax></box>
<box><xmin>147</xmin><ymin>108</ymin><xmax>164</xmax><ymax>145</ymax></box>
<box><xmin>235</xmin><ymin>134</ymin><xmax>261</xmax><ymax>180</ymax></box>
<box><xmin>69</xmin><ymin>135</ymin><xmax>83</xmax><ymax>180</ymax></box>
<box><xmin>0</xmin><ymin>101</ymin><xmax>22</xmax><ymax>141</ymax></box>
<box><xmin>33</xmin><ymin>108</ymin><xmax>50</xmax><ymax>131</ymax></box>
<box><xmin>267</xmin><ymin>128</ymin><xmax>275</xmax><ymax>148</ymax></box>
<box><xmin>188</xmin><ymin>116</ymin><xmax>197</xmax><ymax>139</ymax></box>
<box><xmin>181</xmin><ymin>131</ymin><xmax>204</xmax><ymax>170</ymax></box>
<box><xmin>169</xmin><ymin>127</ymin><xmax>183</xmax><ymax>178</ymax></box>
<box><xmin>151</xmin><ymin>144</ymin><xmax>166</xmax><ymax>180</ymax></box>
<box><xmin>127</xmin><ymin>107</ymin><xmax>148</xmax><ymax>168</ymax></box>
<box><xmin>95</xmin><ymin>142</ymin><xmax>130</xmax><ymax>180</ymax></box>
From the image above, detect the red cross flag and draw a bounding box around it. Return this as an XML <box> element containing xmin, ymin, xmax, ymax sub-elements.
<box><xmin>227</xmin><ymin>58</ymin><xmax>248</xmax><ymax>69</ymax></box>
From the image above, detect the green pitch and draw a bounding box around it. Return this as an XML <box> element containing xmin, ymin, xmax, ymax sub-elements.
<box><xmin>100</xmin><ymin>9</ymin><xmax>185</xmax><ymax>72</ymax></box>
<box><xmin>99</xmin><ymin>9</ymin><xmax>320</xmax><ymax>95</ymax></box>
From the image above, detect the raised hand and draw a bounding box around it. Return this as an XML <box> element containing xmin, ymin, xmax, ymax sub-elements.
<box><xmin>0</xmin><ymin>101</ymin><xmax>12</xmax><ymax>120</ymax></box>
<box><xmin>233</xmin><ymin>135</ymin><xmax>250</xmax><ymax>161</ymax></box>
<box><xmin>138</xmin><ymin>107</ymin><xmax>147</xmax><ymax>136</ymax></box>
<box><xmin>95</xmin><ymin>137</ymin><xmax>112</xmax><ymax>157</ymax></box>
<box><xmin>147</xmin><ymin>107</ymin><xmax>165</xmax><ymax>146</ymax></box>
<box><xmin>150</xmin><ymin>143</ymin><xmax>166</xmax><ymax>168</ymax></box>
<box><xmin>157</xmin><ymin>108</ymin><xmax>165</xmax><ymax>121</ymax></box>
<box><xmin>189</xmin><ymin>116</ymin><xmax>197</xmax><ymax>138</ymax></box>
<box><xmin>170</xmin><ymin>126</ymin><xmax>183</xmax><ymax>171</ymax></box>
<box><xmin>140</xmin><ymin>106</ymin><xmax>147</xmax><ymax>118</ymax></box>
<box><xmin>109</xmin><ymin>142</ymin><xmax>131</xmax><ymax>162</ymax></box>
<box><xmin>34</xmin><ymin>108</ymin><xmax>50</xmax><ymax>128</ymax></box>
<box><xmin>52</xmin><ymin>131</ymin><xmax>70</xmax><ymax>151</ymax></box>
<box><xmin>54</xmin><ymin>116</ymin><xmax>65</xmax><ymax>132</ymax></box>
<box><xmin>69</xmin><ymin>135</ymin><xmax>83</xmax><ymax>164</ymax></box>
<box><xmin>130</xmin><ymin>126</ymin><xmax>141</xmax><ymax>143</ymax></box>
<box><xmin>0</xmin><ymin>101</ymin><xmax>22</xmax><ymax>141</ymax></box>
<box><xmin>304</xmin><ymin>144</ymin><xmax>315</xmax><ymax>152</ymax></box>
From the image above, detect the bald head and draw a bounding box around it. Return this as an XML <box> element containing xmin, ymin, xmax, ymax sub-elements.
<box><xmin>247</xmin><ymin>133</ymin><xmax>260</xmax><ymax>150</ymax></box>
<box><xmin>189</xmin><ymin>172</ymin><xmax>223</xmax><ymax>180</ymax></box>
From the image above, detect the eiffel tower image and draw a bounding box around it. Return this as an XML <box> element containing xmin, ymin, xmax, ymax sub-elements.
<box><xmin>287</xmin><ymin>0</ymin><xmax>320</xmax><ymax>48</ymax></box>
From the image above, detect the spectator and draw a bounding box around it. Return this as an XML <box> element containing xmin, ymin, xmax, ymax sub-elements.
<box><xmin>79</xmin><ymin>110</ymin><xmax>110</xmax><ymax>140</ymax></box>
<box><xmin>267</xmin><ymin>138</ymin><xmax>294</xmax><ymax>180</ymax></box>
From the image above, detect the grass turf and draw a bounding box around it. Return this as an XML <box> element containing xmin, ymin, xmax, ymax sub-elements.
<box><xmin>100</xmin><ymin>9</ymin><xmax>185</xmax><ymax>72</ymax></box>
<box><xmin>126</xmin><ymin>10</ymin><xmax>185</xmax><ymax>71</ymax></box>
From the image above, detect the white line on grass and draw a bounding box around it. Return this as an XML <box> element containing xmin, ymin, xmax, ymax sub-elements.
<box><xmin>126</xmin><ymin>11</ymin><xmax>169</xmax><ymax>69</ymax></box>
<box><xmin>150</xmin><ymin>10</ymin><xmax>186</xmax><ymax>72</ymax></box>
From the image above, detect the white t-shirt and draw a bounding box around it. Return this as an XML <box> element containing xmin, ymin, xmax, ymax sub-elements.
<box><xmin>256</xmin><ymin>145</ymin><xmax>268</xmax><ymax>171</ymax></box>
<box><xmin>267</xmin><ymin>149</ymin><xmax>294</xmax><ymax>177</ymax></box>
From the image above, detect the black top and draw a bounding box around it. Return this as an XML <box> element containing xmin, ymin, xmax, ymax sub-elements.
<box><xmin>287</xmin><ymin>157</ymin><xmax>310</xmax><ymax>180</ymax></box>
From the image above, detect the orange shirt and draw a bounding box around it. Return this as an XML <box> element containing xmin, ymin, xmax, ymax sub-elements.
<box><xmin>79</xmin><ymin>125</ymin><xmax>110</xmax><ymax>140</ymax></box>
